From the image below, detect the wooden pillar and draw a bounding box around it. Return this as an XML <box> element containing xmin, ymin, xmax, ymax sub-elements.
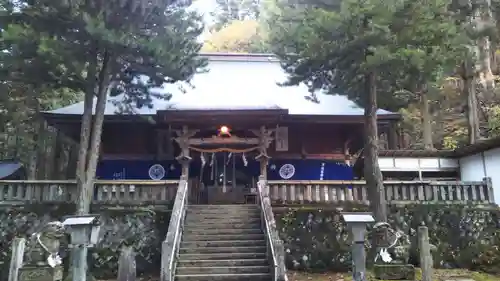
<box><xmin>343</xmin><ymin>140</ymin><xmax>352</xmax><ymax>166</ymax></box>
<box><xmin>180</xmin><ymin>159</ymin><xmax>190</xmax><ymax>179</ymax></box>
<box><xmin>174</xmin><ymin>125</ymin><xmax>198</xmax><ymax>180</ymax></box>
<box><xmin>387</xmin><ymin>121</ymin><xmax>399</xmax><ymax>150</ymax></box>
<box><xmin>259</xmin><ymin>158</ymin><xmax>268</xmax><ymax>180</ymax></box>
<box><xmin>252</xmin><ymin>126</ymin><xmax>273</xmax><ymax>180</ymax></box>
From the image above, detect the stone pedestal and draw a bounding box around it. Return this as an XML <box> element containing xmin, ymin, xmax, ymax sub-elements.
<box><xmin>373</xmin><ymin>264</ymin><xmax>415</xmax><ymax>280</ymax></box>
<box><xmin>18</xmin><ymin>265</ymin><xmax>63</xmax><ymax>281</ymax></box>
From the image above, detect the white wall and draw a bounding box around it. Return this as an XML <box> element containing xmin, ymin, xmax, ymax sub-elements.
<box><xmin>379</xmin><ymin>157</ymin><xmax>458</xmax><ymax>171</ymax></box>
<box><xmin>459</xmin><ymin>147</ymin><xmax>500</xmax><ymax>203</ymax></box>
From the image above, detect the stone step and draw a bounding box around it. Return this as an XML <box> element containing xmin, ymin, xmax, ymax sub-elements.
<box><xmin>182</xmin><ymin>233</ymin><xmax>265</xmax><ymax>242</ymax></box>
<box><xmin>179</xmin><ymin>252</ymin><xmax>266</xmax><ymax>260</ymax></box>
<box><xmin>186</xmin><ymin>213</ymin><xmax>261</xmax><ymax>220</ymax></box>
<box><xmin>177</xmin><ymin>265</ymin><xmax>270</xmax><ymax>275</ymax></box>
<box><xmin>181</xmin><ymin>240</ymin><xmax>266</xmax><ymax>248</ymax></box>
<box><xmin>185</xmin><ymin>217</ymin><xmax>261</xmax><ymax>224</ymax></box>
<box><xmin>184</xmin><ymin>222</ymin><xmax>261</xmax><ymax>229</ymax></box>
<box><xmin>183</xmin><ymin>228</ymin><xmax>263</xmax><ymax>235</ymax></box>
<box><xmin>178</xmin><ymin>259</ymin><xmax>268</xmax><ymax>267</ymax></box>
<box><xmin>189</xmin><ymin>204</ymin><xmax>259</xmax><ymax>209</ymax></box>
<box><xmin>187</xmin><ymin>210</ymin><xmax>261</xmax><ymax>216</ymax></box>
<box><xmin>175</xmin><ymin>273</ymin><xmax>271</xmax><ymax>281</ymax></box>
<box><xmin>180</xmin><ymin>246</ymin><xmax>266</xmax><ymax>254</ymax></box>
<box><xmin>188</xmin><ymin>206</ymin><xmax>260</xmax><ymax>213</ymax></box>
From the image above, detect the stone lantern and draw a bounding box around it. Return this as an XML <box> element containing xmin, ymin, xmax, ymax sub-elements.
<box><xmin>62</xmin><ymin>215</ymin><xmax>101</xmax><ymax>248</ymax></box>
<box><xmin>341</xmin><ymin>212</ymin><xmax>375</xmax><ymax>281</ymax></box>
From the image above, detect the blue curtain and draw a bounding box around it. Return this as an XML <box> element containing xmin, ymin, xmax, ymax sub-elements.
<box><xmin>96</xmin><ymin>160</ymin><xmax>182</xmax><ymax>180</ymax></box>
<box><xmin>267</xmin><ymin>159</ymin><xmax>353</xmax><ymax>180</ymax></box>
<box><xmin>96</xmin><ymin>159</ymin><xmax>353</xmax><ymax>181</ymax></box>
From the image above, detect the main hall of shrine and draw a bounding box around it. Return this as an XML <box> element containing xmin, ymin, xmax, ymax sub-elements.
<box><xmin>43</xmin><ymin>53</ymin><xmax>401</xmax><ymax>200</ymax></box>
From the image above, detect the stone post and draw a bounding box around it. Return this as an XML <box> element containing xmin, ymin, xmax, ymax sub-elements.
<box><xmin>483</xmin><ymin>177</ymin><xmax>494</xmax><ymax>203</ymax></box>
<box><xmin>117</xmin><ymin>246</ymin><xmax>136</xmax><ymax>281</ymax></box>
<box><xmin>341</xmin><ymin>213</ymin><xmax>374</xmax><ymax>281</ymax></box>
<box><xmin>418</xmin><ymin>226</ymin><xmax>433</xmax><ymax>281</ymax></box>
<box><xmin>352</xmin><ymin>240</ymin><xmax>367</xmax><ymax>281</ymax></box>
<box><xmin>71</xmin><ymin>228</ymin><xmax>89</xmax><ymax>281</ymax></box>
<box><xmin>8</xmin><ymin>237</ymin><xmax>25</xmax><ymax>281</ymax></box>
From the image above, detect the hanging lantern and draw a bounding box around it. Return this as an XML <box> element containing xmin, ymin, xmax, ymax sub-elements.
<box><xmin>218</xmin><ymin>125</ymin><xmax>231</xmax><ymax>136</ymax></box>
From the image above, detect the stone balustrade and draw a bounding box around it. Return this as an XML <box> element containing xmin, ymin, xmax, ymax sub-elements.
<box><xmin>267</xmin><ymin>179</ymin><xmax>494</xmax><ymax>204</ymax></box>
<box><xmin>0</xmin><ymin>178</ymin><xmax>494</xmax><ymax>205</ymax></box>
<box><xmin>0</xmin><ymin>180</ymin><xmax>179</xmax><ymax>204</ymax></box>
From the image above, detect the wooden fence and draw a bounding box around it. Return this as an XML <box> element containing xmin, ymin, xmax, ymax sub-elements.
<box><xmin>267</xmin><ymin>179</ymin><xmax>495</xmax><ymax>204</ymax></box>
<box><xmin>0</xmin><ymin>180</ymin><xmax>179</xmax><ymax>204</ymax></box>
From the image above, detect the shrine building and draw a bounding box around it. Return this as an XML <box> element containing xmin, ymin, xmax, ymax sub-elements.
<box><xmin>43</xmin><ymin>53</ymin><xmax>402</xmax><ymax>203</ymax></box>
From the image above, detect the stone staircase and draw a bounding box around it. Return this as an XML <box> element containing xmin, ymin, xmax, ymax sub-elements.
<box><xmin>175</xmin><ymin>204</ymin><xmax>271</xmax><ymax>281</ymax></box>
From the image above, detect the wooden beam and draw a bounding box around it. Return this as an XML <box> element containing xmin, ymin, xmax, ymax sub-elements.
<box><xmin>189</xmin><ymin>136</ymin><xmax>260</xmax><ymax>146</ymax></box>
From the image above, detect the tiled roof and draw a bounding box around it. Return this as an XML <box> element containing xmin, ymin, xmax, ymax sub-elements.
<box><xmin>45</xmin><ymin>53</ymin><xmax>397</xmax><ymax>117</ymax></box>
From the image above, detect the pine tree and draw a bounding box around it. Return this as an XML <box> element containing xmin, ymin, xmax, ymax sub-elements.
<box><xmin>2</xmin><ymin>0</ymin><xmax>205</xmax><ymax>277</ymax></box>
<box><xmin>269</xmin><ymin>0</ymin><xmax>400</xmax><ymax>221</ymax></box>
<box><xmin>268</xmin><ymin>0</ymin><xmax>464</xmax><ymax>221</ymax></box>
<box><xmin>388</xmin><ymin>0</ymin><xmax>467</xmax><ymax>149</ymax></box>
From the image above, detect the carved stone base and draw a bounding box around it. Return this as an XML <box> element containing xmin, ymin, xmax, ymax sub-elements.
<box><xmin>18</xmin><ymin>265</ymin><xmax>63</xmax><ymax>281</ymax></box>
<box><xmin>373</xmin><ymin>264</ymin><xmax>415</xmax><ymax>280</ymax></box>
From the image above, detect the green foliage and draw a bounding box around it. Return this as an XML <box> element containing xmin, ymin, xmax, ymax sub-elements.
<box><xmin>2</xmin><ymin>204</ymin><xmax>500</xmax><ymax>278</ymax></box>
<box><xmin>0</xmin><ymin>205</ymin><xmax>170</xmax><ymax>280</ymax></box>
<box><xmin>90</xmin><ymin>210</ymin><xmax>170</xmax><ymax>279</ymax></box>
<box><xmin>211</xmin><ymin>0</ymin><xmax>262</xmax><ymax>31</ymax></box>
<box><xmin>268</xmin><ymin>0</ymin><xmax>395</xmax><ymax>107</ymax></box>
<box><xmin>0</xmin><ymin>204</ymin><xmax>76</xmax><ymax>280</ymax></box>
<box><xmin>388</xmin><ymin>0</ymin><xmax>467</xmax><ymax>91</ymax></box>
<box><xmin>202</xmin><ymin>19</ymin><xmax>270</xmax><ymax>53</ymax></box>
<box><xmin>0</xmin><ymin>0</ymin><xmax>207</xmax><ymax>181</ymax></box>
<box><xmin>487</xmin><ymin>105</ymin><xmax>500</xmax><ymax>137</ymax></box>
<box><xmin>275</xmin><ymin>205</ymin><xmax>500</xmax><ymax>274</ymax></box>
<box><xmin>1</xmin><ymin>0</ymin><xmax>206</xmax><ymax>114</ymax></box>
<box><xmin>268</xmin><ymin>0</ymin><xmax>463</xmax><ymax>110</ymax></box>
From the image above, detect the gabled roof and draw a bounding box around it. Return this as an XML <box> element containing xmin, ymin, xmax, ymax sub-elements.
<box><xmin>45</xmin><ymin>53</ymin><xmax>399</xmax><ymax>118</ymax></box>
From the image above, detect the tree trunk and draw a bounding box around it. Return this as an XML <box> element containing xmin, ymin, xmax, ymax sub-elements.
<box><xmin>79</xmin><ymin>51</ymin><xmax>111</xmax><ymax>213</ymax></box>
<box><xmin>464</xmin><ymin>59</ymin><xmax>481</xmax><ymax>144</ymax></box>
<box><xmin>28</xmin><ymin>118</ymin><xmax>44</xmax><ymax>179</ymax></box>
<box><xmin>364</xmin><ymin>72</ymin><xmax>387</xmax><ymax>222</ymax></box>
<box><xmin>75</xmin><ymin>52</ymin><xmax>98</xmax><ymax>215</ymax></box>
<box><xmin>52</xmin><ymin>130</ymin><xmax>70</xmax><ymax>180</ymax></box>
<box><xmin>71</xmin><ymin>50</ymin><xmax>111</xmax><ymax>281</ymax></box>
<box><xmin>36</xmin><ymin>120</ymin><xmax>48</xmax><ymax>179</ymax></box>
<box><xmin>44</xmin><ymin>128</ymin><xmax>57</xmax><ymax>179</ymax></box>
<box><xmin>66</xmin><ymin>143</ymin><xmax>78</xmax><ymax>179</ymax></box>
<box><xmin>474</xmin><ymin>0</ymin><xmax>495</xmax><ymax>96</ymax></box>
<box><xmin>420</xmin><ymin>88</ymin><xmax>434</xmax><ymax>150</ymax></box>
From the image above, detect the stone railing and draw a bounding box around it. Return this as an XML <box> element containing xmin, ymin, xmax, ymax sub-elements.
<box><xmin>0</xmin><ymin>180</ymin><xmax>179</xmax><ymax>204</ymax></box>
<box><xmin>161</xmin><ymin>176</ymin><xmax>189</xmax><ymax>281</ymax></box>
<box><xmin>257</xmin><ymin>176</ymin><xmax>287</xmax><ymax>281</ymax></box>
<box><xmin>267</xmin><ymin>178</ymin><xmax>494</xmax><ymax>204</ymax></box>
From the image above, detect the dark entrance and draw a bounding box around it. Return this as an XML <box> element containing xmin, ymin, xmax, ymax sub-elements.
<box><xmin>198</xmin><ymin>152</ymin><xmax>256</xmax><ymax>204</ymax></box>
